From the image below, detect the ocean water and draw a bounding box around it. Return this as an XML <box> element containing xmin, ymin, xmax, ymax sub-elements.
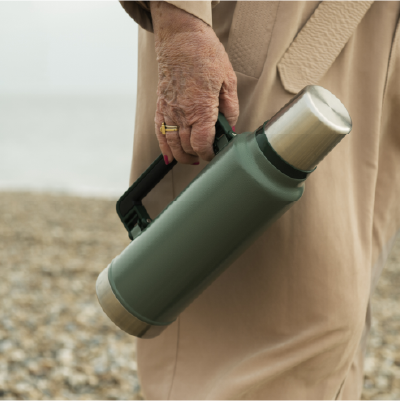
<box><xmin>0</xmin><ymin>95</ymin><xmax>138</xmax><ymax>199</ymax></box>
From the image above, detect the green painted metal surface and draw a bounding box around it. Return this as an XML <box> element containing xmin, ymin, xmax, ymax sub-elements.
<box><xmin>108</xmin><ymin>130</ymin><xmax>305</xmax><ymax>325</ymax></box>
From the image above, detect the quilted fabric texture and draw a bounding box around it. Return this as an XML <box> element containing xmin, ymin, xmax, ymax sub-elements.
<box><xmin>278</xmin><ymin>1</ymin><xmax>373</xmax><ymax>94</ymax></box>
<box><xmin>227</xmin><ymin>1</ymin><xmax>280</xmax><ymax>78</ymax></box>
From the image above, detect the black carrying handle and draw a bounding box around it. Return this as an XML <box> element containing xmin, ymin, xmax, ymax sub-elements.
<box><xmin>116</xmin><ymin>113</ymin><xmax>235</xmax><ymax>239</ymax></box>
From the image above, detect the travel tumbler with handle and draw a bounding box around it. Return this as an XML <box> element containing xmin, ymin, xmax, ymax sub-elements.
<box><xmin>96</xmin><ymin>85</ymin><xmax>352</xmax><ymax>338</ymax></box>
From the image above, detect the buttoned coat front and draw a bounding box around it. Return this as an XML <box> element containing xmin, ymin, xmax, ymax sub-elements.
<box><xmin>119</xmin><ymin>1</ymin><xmax>400</xmax><ymax>399</ymax></box>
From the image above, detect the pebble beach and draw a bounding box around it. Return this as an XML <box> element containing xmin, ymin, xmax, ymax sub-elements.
<box><xmin>0</xmin><ymin>191</ymin><xmax>399</xmax><ymax>400</ymax></box>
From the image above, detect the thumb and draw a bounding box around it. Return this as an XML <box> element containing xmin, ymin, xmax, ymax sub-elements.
<box><xmin>219</xmin><ymin>72</ymin><xmax>239</xmax><ymax>128</ymax></box>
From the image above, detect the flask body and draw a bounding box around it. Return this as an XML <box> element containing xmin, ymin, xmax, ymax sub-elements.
<box><xmin>98</xmin><ymin>130</ymin><xmax>305</xmax><ymax>338</ymax></box>
<box><xmin>97</xmin><ymin>85</ymin><xmax>353</xmax><ymax>338</ymax></box>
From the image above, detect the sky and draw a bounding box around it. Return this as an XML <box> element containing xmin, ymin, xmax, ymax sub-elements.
<box><xmin>0</xmin><ymin>1</ymin><xmax>139</xmax><ymax>96</ymax></box>
<box><xmin>0</xmin><ymin>2</ymin><xmax>141</xmax><ymax>197</ymax></box>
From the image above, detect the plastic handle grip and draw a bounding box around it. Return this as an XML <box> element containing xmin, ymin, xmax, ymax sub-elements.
<box><xmin>116</xmin><ymin>113</ymin><xmax>235</xmax><ymax>237</ymax></box>
<box><xmin>118</xmin><ymin>155</ymin><xmax>177</xmax><ymax>217</ymax></box>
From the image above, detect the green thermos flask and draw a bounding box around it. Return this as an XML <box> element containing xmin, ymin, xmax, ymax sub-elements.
<box><xmin>96</xmin><ymin>85</ymin><xmax>352</xmax><ymax>338</ymax></box>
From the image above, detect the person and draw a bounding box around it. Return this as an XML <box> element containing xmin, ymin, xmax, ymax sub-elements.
<box><xmin>119</xmin><ymin>1</ymin><xmax>400</xmax><ymax>399</ymax></box>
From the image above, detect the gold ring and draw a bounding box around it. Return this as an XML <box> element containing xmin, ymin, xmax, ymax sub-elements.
<box><xmin>160</xmin><ymin>122</ymin><xmax>179</xmax><ymax>135</ymax></box>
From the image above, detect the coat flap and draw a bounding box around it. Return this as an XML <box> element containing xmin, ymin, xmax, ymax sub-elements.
<box><xmin>277</xmin><ymin>1</ymin><xmax>373</xmax><ymax>94</ymax></box>
<box><xmin>227</xmin><ymin>1</ymin><xmax>280</xmax><ymax>78</ymax></box>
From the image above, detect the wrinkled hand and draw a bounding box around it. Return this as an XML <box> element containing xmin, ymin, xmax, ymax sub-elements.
<box><xmin>150</xmin><ymin>1</ymin><xmax>239</xmax><ymax>165</ymax></box>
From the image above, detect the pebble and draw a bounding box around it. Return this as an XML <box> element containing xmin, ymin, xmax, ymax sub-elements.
<box><xmin>0</xmin><ymin>192</ymin><xmax>399</xmax><ymax>400</ymax></box>
<box><xmin>0</xmin><ymin>192</ymin><xmax>142</xmax><ymax>400</ymax></box>
<box><xmin>362</xmin><ymin>233</ymin><xmax>400</xmax><ymax>399</ymax></box>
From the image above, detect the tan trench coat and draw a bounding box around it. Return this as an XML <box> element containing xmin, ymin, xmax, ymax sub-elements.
<box><xmin>120</xmin><ymin>1</ymin><xmax>400</xmax><ymax>399</ymax></box>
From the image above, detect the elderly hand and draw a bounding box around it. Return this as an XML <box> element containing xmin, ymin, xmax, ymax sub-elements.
<box><xmin>150</xmin><ymin>1</ymin><xmax>239</xmax><ymax>165</ymax></box>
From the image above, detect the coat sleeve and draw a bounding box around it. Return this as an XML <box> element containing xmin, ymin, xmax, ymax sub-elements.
<box><xmin>119</xmin><ymin>1</ymin><xmax>218</xmax><ymax>32</ymax></box>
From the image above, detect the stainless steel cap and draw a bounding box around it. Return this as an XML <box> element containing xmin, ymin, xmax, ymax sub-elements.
<box><xmin>264</xmin><ymin>85</ymin><xmax>352</xmax><ymax>171</ymax></box>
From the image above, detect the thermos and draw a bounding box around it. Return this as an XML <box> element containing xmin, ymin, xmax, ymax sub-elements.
<box><xmin>96</xmin><ymin>85</ymin><xmax>352</xmax><ymax>338</ymax></box>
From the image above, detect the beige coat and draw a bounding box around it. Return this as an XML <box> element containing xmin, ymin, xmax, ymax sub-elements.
<box><xmin>120</xmin><ymin>1</ymin><xmax>400</xmax><ymax>399</ymax></box>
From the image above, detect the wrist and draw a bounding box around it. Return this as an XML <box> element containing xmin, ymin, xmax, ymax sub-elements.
<box><xmin>150</xmin><ymin>1</ymin><xmax>209</xmax><ymax>39</ymax></box>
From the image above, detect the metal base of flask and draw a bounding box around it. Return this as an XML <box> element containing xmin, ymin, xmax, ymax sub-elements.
<box><xmin>96</xmin><ymin>266</ymin><xmax>167</xmax><ymax>339</ymax></box>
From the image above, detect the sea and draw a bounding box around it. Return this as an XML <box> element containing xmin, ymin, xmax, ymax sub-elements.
<box><xmin>0</xmin><ymin>94</ymin><xmax>137</xmax><ymax>199</ymax></box>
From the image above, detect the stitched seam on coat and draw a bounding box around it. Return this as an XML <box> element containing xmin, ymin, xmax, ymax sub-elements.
<box><xmin>167</xmin><ymin>315</ymin><xmax>180</xmax><ymax>399</ymax></box>
<box><xmin>166</xmin><ymin>169</ymin><xmax>178</xmax><ymax>400</ymax></box>
<box><xmin>335</xmin><ymin>377</ymin><xmax>346</xmax><ymax>400</ymax></box>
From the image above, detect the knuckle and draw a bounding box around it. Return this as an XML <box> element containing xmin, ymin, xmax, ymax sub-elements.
<box><xmin>230</xmin><ymin>72</ymin><xmax>238</xmax><ymax>86</ymax></box>
<box><xmin>154</xmin><ymin>114</ymin><xmax>163</xmax><ymax>126</ymax></box>
<box><xmin>166</xmin><ymin>135</ymin><xmax>180</xmax><ymax>148</ymax></box>
<box><xmin>191</xmin><ymin>143</ymin><xmax>205</xmax><ymax>155</ymax></box>
<box><xmin>169</xmin><ymin>109</ymin><xmax>186</xmax><ymax>126</ymax></box>
<box><xmin>190</xmin><ymin>143</ymin><xmax>202</xmax><ymax>154</ymax></box>
<box><xmin>171</xmin><ymin>149</ymin><xmax>196</xmax><ymax>165</ymax></box>
<box><xmin>156</xmin><ymin>133</ymin><xmax>166</xmax><ymax>143</ymax></box>
<box><xmin>191</xmin><ymin>141</ymin><xmax>211</xmax><ymax>155</ymax></box>
<box><xmin>181</xmin><ymin>140</ymin><xmax>195</xmax><ymax>155</ymax></box>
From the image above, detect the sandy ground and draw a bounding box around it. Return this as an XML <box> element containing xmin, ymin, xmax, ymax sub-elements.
<box><xmin>0</xmin><ymin>191</ymin><xmax>398</xmax><ymax>400</ymax></box>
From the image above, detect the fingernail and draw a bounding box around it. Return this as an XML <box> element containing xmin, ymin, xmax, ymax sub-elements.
<box><xmin>232</xmin><ymin>126</ymin><xmax>236</xmax><ymax>133</ymax></box>
<box><xmin>192</xmin><ymin>162</ymin><xmax>200</xmax><ymax>165</ymax></box>
<box><xmin>164</xmin><ymin>155</ymin><xmax>169</xmax><ymax>165</ymax></box>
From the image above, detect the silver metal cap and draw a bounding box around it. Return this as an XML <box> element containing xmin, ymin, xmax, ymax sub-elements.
<box><xmin>264</xmin><ymin>85</ymin><xmax>352</xmax><ymax>171</ymax></box>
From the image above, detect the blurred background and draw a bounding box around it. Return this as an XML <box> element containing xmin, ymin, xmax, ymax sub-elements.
<box><xmin>0</xmin><ymin>1</ymin><xmax>399</xmax><ymax>400</ymax></box>
<box><xmin>0</xmin><ymin>1</ymin><xmax>137</xmax><ymax>197</ymax></box>
<box><xmin>0</xmin><ymin>2</ymin><xmax>141</xmax><ymax>399</ymax></box>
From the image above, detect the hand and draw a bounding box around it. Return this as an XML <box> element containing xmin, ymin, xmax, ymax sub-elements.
<box><xmin>150</xmin><ymin>1</ymin><xmax>239</xmax><ymax>165</ymax></box>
